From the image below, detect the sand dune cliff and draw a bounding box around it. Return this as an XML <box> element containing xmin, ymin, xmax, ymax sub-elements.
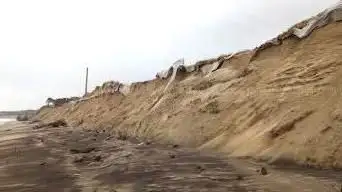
<box><xmin>35</xmin><ymin>2</ymin><xmax>342</xmax><ymax>168</ymax></box>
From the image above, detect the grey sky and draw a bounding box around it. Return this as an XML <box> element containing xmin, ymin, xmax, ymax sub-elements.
<box><xmin>0</xmin><ymin>0</ymin><xmax>337</xmax><ymax>111</ymax></box>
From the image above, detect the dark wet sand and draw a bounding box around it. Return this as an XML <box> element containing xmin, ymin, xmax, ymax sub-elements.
<box><xmin>0</xmin><ymin>122</ymin><xmax>341</xmax><ymax>192</ymax></box>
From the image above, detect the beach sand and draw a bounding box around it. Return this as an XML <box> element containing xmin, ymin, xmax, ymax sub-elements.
<box><xmin>0</xmin><ymin>122</ymin><xmax>342</xmax><ymax>192</ymax></box>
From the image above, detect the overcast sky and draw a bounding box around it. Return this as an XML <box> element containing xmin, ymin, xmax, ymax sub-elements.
<box><xmin>0</xmin><ymin>0</ymin><xmax>338</xmax><ymax>111</ymax></box>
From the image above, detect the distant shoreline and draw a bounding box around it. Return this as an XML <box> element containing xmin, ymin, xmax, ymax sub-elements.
<box><xmin>0</xmin><ymin>110</ymin><xmax>36</xmax><ymax>122</ymax></box>
<box><xmin>0</xmin><ymin>116</ymin><xmax>16</xmax><ymax>119</ymax></box>
<box><xmin>0</xmin><ymin>110</ymin><xmax>36</xmax><ymax>117</ymax></box>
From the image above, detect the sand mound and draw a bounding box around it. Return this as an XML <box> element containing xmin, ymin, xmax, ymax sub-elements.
<box><xmin>35</xmin><ymin>3</ymin><xmax>342</xmax><ymax>168</ymax></box>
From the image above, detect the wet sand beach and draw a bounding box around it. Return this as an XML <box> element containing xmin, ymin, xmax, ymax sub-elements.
<box><xmin>0</xmin><ymin>122</ymin><xmax>341</xmax><ymax>192</ymax></box>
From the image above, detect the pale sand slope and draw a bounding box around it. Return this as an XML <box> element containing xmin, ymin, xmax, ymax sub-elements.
<box><xmin>35</xmin><ymin>20</ymin><xmax>342</xmax><ymax>169</ymax></box>
<box><xmin>1</xmin><ymin>122</ymin><xmax>342</xmax><ymax>192</ymax></box>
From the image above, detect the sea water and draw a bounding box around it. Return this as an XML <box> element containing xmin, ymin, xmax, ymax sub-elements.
<box><xmin>0</xmin><ymin>118</ymin><xmax>14</xmax><ymax>126</ymax></box>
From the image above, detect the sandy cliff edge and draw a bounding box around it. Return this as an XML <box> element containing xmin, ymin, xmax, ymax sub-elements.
<box><xmin>34</xmin><ymin>4</ymin><xmax>342</xmax><ymax>169</ymax></box>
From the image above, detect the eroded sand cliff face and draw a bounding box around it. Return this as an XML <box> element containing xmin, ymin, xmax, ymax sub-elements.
<box><xmin>35</xmin><ymin>4</ymin><xmax>342</xmax><ymax>168</ymax></box>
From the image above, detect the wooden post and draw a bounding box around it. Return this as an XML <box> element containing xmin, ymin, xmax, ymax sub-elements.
<box><xmin>85</xmin><ymin>67</ymin><xmax>88</xmax><ymax>96</ymax></box>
